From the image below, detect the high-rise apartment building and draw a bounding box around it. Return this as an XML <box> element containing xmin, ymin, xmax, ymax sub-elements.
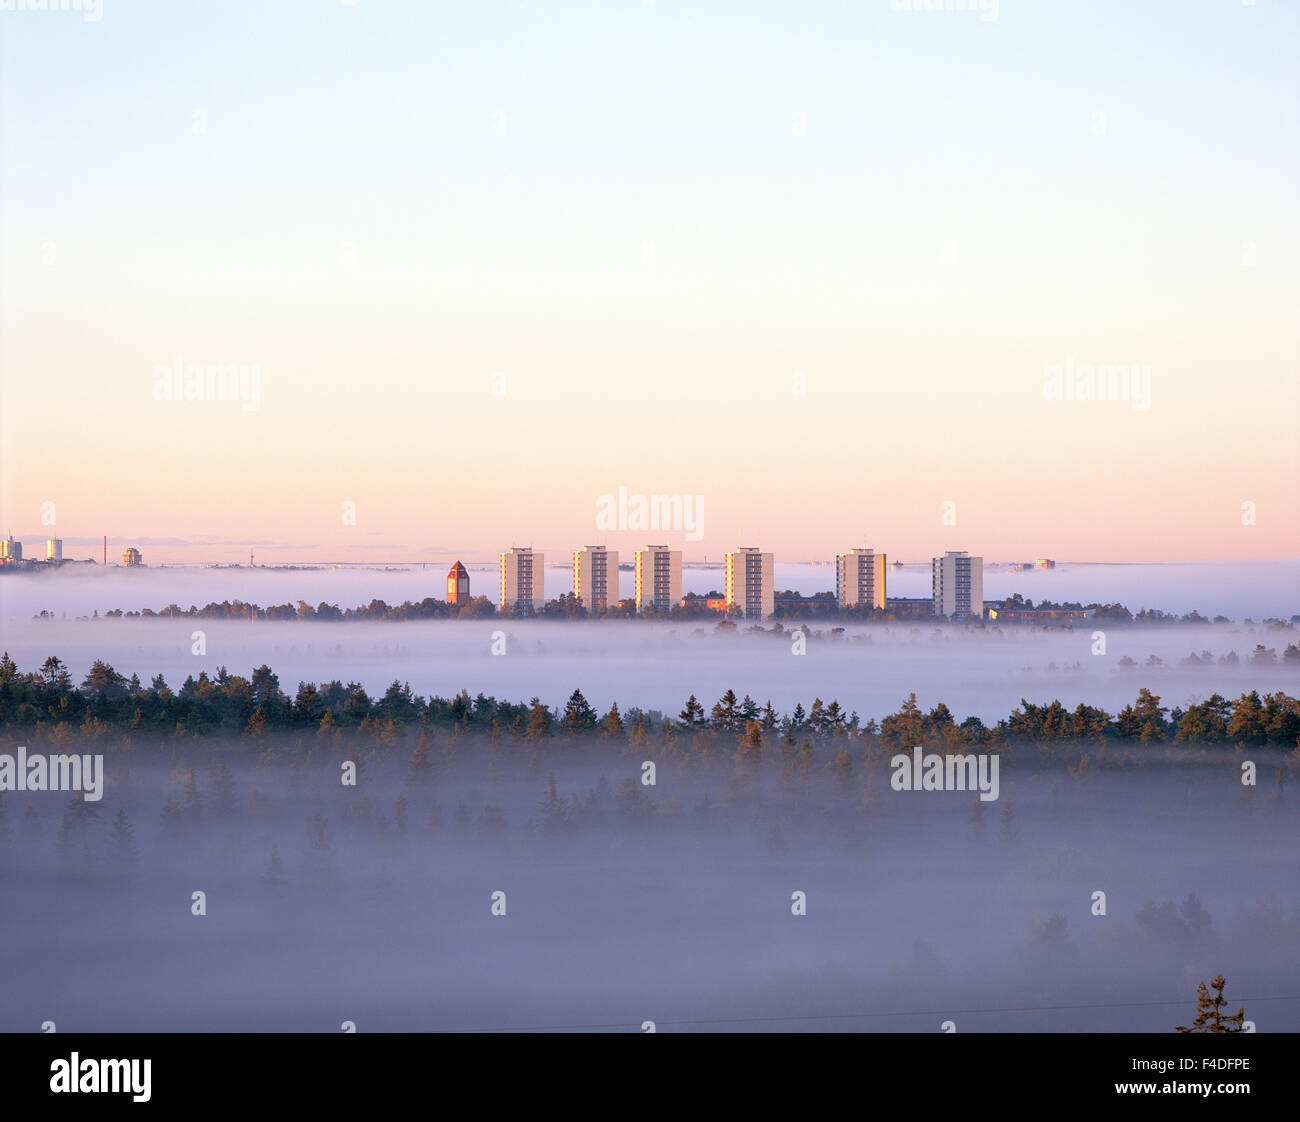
<box><xmin>499</xmin><ymin>547</ymin><xmax>544</xmax><ymax>611</ymax></box>
<box><xmin>932</xmin><ymin>551</ymin><xmax>983</xmax><ymax>620</ymax></box>
<box><xmin>0</xmin><ymin>532</ymin><xmax>21</xmax><ymax>563</ymax></box>
<box><xmin>573</xmin><ymin>545</ymin><xmax>619</xmax><ymax>611</ymax></box>
<box><xmin>634</xmin><ymin>545</ymin><xmax>682</xmax><ymax>611</ymax></box>
<box><xmin>835</xmin><ymin>548</ymin><xmax>886</xmax><ymax>610</ymax></box>
<box><xmin>46</xmin><ymin>539</ymin><xmax>63</xmax><ymax>563</ymax></box>
<box><xmin>724</xmin><ymin>546</ymin><xmax>774</xmax><ymax>619</ymax></box>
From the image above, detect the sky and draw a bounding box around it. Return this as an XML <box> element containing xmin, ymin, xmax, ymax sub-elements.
<box><xmin>1</xmin><ymin>0</ymin><xmax>1297</xmax><ymax>565</ymax></box>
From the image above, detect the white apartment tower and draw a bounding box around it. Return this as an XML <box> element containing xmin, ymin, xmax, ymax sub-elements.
<box><xmin>573</xmin><ymin>545</ymin><xmax>619</xmax><ymax>611</ymax></box>
<box><xmin>634</xmin><ymin>545</ymin><xmax>682</xmax><ymax>611</ymax></box>
<box><xmin>724</xmin><ymin>546</ymin><xmax>774</xmax><ymax>619</ymax></box>
<box><xmin>835</xmin><ymin>548</ymin><xmax>886</xmax><ymax>610</ymax></box>
<box><xmin>46</xmin><ymin>539</ymin><xmax>63</xmax><ymax>563</ymax></box>
<box><xmin>932</xmin><ymin>551</ymin><xmax>984</xmax><ymax>620</ymax></box>
<box><xmin>499</xmin><ymin>547</ymin><xmax>545</xmax><ymax>612</ymax></box>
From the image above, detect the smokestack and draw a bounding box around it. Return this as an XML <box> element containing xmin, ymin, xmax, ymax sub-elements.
<box><xmin>103</xmin><ymin>535</ymin><xmax>106</xmax><ymax>565</ymax></box>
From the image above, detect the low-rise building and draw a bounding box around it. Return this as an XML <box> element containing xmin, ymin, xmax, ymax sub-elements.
<box><xmin>446</xmin><ymin>561</ymin><xmax>470</xmax><ymax>604</ymax></box>
<box><xmin>988</xmin><ymin>606</ymin><xmax>1094</xmax><ymax>623</ymax></box>
<box><xmin>885</xmin><ymin>597</ymin><xmax>935</xmax><ymax>619</ymax></box>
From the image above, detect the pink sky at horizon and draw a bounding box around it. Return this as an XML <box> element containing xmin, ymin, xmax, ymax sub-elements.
<box><xmin>2</xmin><ymin>2</ymin><xmax>1296</xmax><ymax>566</ymax></box>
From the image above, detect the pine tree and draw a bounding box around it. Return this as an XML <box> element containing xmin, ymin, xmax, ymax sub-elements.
<box><xmin>110</xmin><ymin>808</ymin><xmax>137</xmax><ymax>865</ymax></box>
<box><xmin>600</xmin><ymin>702</ymin><xmax>624</xmax><ymax>738</ymax></box>
<box><xmin>829</xmin><ymin>748</ymin><xmax>852</xmax><ymax>785</ymax></box>
<box><xmin>560</xmin><ymin>689</ymin><xmax>597</xmax><ymax>733</ymax></box>
<box><xmin>246</xmin><ymin>707</ymin><xmax>269</xmax><ymax>739</ymax></box>
<box><xmin>677</xmin><ymin>694</ymin><xmax>705</xmax><ymax>729</ymax></box>
<box><xmin>738</xmin><ymin>720</ymin><xmax>763</xmax><ymax>769</ymax></box>
<box><xmin>301</xmin><ymin>811</ymin><xmax>333</xmax><ymax>882</ymax></box>
<box><xmin>160</xmin><ymin>796</ymin><xmax>184</xmax><ymax>837</ymax></box>
<box><xmin>183</xmin><ymin>768</ymin><xmax>203</xmax><ymax>821</ymax></box>
<box><xmin>212</xmin><ymin>760</ymin><xmax>235</xmax><ymax>817</ymax></box>
<box><xmin>408</xmin><ymin>732</ymin><xmax>433</xmax><ymax>782</ymax></box>
<box><xmin>710</xmin><ymin>689</ymin><xmax>739</xmax><ymax>732</ymax></box>
<box><xmin>538</xmin><ymin>772</ymin><xmax>566</xmax><ymax>832</ymax></box>
<box><xmin>526</xmin><ymin>700</ymin><xmax>553</xmax><ymax>739</ymax></box>
<box><xmin>1177</xmin><ymin>974</ymin><xmax>1246</xmax><ymax>1033</ymax></box>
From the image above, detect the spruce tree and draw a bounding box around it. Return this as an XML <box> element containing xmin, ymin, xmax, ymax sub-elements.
<box><xmin>677</xmin><ymin>694</ymin><xmax>704</xmax><ymax>729</ymax></box>
<box><xmin>110</xmin><ymin>808</ymin><xmax>137</xmax><ymax>866</ymax></box>
<box><xmin>560</xmin><ymin>689</ymin><xmax>597</xmax><ymax>733</ymax></box>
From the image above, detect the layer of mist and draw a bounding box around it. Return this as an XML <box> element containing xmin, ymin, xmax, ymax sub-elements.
<box><xmin>2</xmin><ymin>733</ymin><xmax>1294</xmax><ymax>1032</ymax></box>
<box><xmin>2</xmin><ymin>559</ymin><xmax>1296</xmax><ymax>621</ymax></box>
<box><xmin>0</xmin><ymin>618</ymin><xmax>1295</xmax><ymax>724</ymax></box>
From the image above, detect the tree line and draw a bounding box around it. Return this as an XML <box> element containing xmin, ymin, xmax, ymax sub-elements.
<box><xmin>35</xmin><ymin>591</ymin><xmax>1278</xmax><ymax>624</ymax></box>
<box><xmin>1</xmin><ymin>652</ymin><xmax>1298</xmax><ymax>750</ymax></box>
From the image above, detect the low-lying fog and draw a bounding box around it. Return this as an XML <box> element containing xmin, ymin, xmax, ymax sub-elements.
<box><xmin>1</xmin><ymin>738</ymin><xmax>1295</xmax><ymax>1032</ymax></box>
<box><xmin>2</xmin><ymin>562</ymin><xmax>1295</xmax><ymax>1032</ymax></box>
<box><xmin>0</xmin><ymin>618</ymin><xmax>1294</xmax><ymax>724</ymax></box>
<box><xmin>2</xmin><ymin>559</ymin><xmax>1297</xmax><ymax>622</ymax></box>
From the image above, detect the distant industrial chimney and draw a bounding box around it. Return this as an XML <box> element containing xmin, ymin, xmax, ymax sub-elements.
<box><xmin>103</xmin><ymin>535</ymin><xmax>106</xmax><ymax>565</ymax></box>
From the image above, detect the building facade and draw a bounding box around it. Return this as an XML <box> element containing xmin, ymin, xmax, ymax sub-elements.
<box><xmin>499</xmin><ymin>547</ymin><xmax>544</xmax><ymax>611</ymax></box>
<box><xmin>0</xmin><ymin>532</ymin><xmax>21</xmax><ymax>563</ymax></box>
<box><xmin>724</xmin><ymin>546</ymin><xmax>774</xmax><ymax>619</ymax></box>
<box><xmin>885</xmin><ymin>597</ymin><xmax>935</xmax><ymax>619</ymax></box>
<box><xmin>573</xmin><ymin>545</ymin><xmax>619</xmax><ymax>611</ymax></box>
<box><xmin>122</xmin><ymin>547</ymin><xmax>143</xmax><ymax>567</ymax></box>
<box><xmin>634</xmin><ymin>545</ymin><xmax>682</xmax><ymax>611</ymax></box>
<box><xmin>835</xmin><ymin>548</ymin><xmax>887</xmax><ymax>610</ymax></box>
<box><xmin>931</xmin><ymin>551</ymin><xmax>983</xmax><ymax>620</ymax></box>
<box><xmin>446</xmin><ymin>561</ymin><xmax>470</xmax><ymax>604</ymax></box>
<box><xmin>46</xmin><ymin>539</ymin><xmax>63</xmax><ymax>563</ymax></box>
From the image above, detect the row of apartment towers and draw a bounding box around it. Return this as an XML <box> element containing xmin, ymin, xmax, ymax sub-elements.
<box><xmin>475</xmin><ymin>547</ymin><xmax>984</xmax><ymax>621</ymax></box>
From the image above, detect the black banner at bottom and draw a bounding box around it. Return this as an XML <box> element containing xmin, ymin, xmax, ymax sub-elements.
<box><xmin>0</xmin><ymin>1030</ymin><xmax>1286</xmax><ymax>1108</ymax></box>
